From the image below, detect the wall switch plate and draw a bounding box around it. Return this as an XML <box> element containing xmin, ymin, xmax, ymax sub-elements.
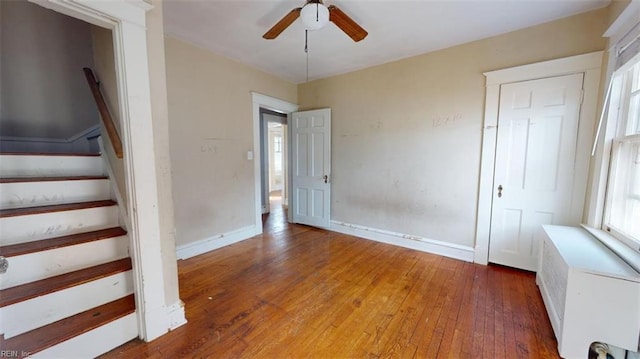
<box><xmin>247</xmin><ymin>151</ymin><xmax>253</xmax><ymax>160</ymax></box>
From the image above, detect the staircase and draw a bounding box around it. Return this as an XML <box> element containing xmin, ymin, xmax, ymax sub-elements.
<box><xmin>0</xmin><ymin>152</ymin><xmax>138</xmax><ymax>358</ymax></box>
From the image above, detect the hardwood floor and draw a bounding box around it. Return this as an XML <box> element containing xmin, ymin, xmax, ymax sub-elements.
<box><xmin>101</xmin><ymin>204</ymin><xmax>559</xmax><ymax>358</ymax></box>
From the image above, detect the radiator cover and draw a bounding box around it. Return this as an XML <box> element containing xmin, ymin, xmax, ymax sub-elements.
<box><xmin>536</xmin><ymin>225</ymin><xmax>640</xmax><ymax>359</ymax></box>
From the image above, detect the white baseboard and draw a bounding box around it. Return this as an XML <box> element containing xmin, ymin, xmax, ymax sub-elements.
<box><xmin>165</xmin><ymin>300</ymin><xmax>187</xmax><ymax>331</ymax></box>
<box><xmin>330</xmin><ymin>220</ymin><xmax>475</xmax><ymax>262</ymax></box>
<box><xmin>0</xmin><ymin>125</ymin><xmax>101</xmax><ymax>154</ymax></box>
<box><xmin>176</xmin><ymin>225</ymin><xmax>260</xmax><ymax>260</ymax></box>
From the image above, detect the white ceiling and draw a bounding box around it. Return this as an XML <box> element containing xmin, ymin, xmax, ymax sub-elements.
<box><xmin>163</xmin><ymin>0</ymin><xmax>609</xmax><ymax>84</ymax></box>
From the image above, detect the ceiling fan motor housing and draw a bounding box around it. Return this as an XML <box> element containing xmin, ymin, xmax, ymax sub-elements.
<box><xmin>301</xmin><ymin>1</ymin><xmax>329</xmax><ymax>30</ymax></box>
<box><xmin>262</xmin><ymin>0</ymin><xmax>367</xmax><ymax>42</ymax></box>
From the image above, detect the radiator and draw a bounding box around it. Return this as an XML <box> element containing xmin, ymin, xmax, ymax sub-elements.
<box><xmin>536</xmin><ymin>225</ymin><xmax>640</xmax><ymax>359</ymax></box>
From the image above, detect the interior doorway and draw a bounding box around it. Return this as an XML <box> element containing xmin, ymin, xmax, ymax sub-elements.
<box><xmin>260</xmin><ymin>108</ymin><xmax>288</xmax><ymax>222</ymax></box>
<box><xmin>251</xmin><ymin>93</ymin><xmax>298</xmax><ymax>232</ymax></box>
<box><xmin>474</xmin><ymin>52</ymin><xmax>602</xmax><ymax>267</ymax></box>
<box><xmin>488</xmin><ymin>73</ymin><xmax>584</xmax><ymax>271</ymax></box>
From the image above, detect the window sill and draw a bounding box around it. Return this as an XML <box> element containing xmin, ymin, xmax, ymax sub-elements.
<box><xmin>581</xmin><ymin>224</ymin><xmax>640</xmax><ymax>274</ymax></box>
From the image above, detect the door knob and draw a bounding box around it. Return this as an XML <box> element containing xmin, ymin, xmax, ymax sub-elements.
<box><xmin>323</xmin><ymin>175</ymin><xmax>329</xmax><ymax>183</ymax></box>
<box><xmin>497</xmin><ymin>185</ymin><xmax>503</xmax><ymax>198</ymax></box>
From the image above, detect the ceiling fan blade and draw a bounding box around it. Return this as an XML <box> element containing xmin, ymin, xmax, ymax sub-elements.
<box><xmin>328</xmin><ymin>5</ymin><xmax>368</xmax><ymax>42</ymax></box>
<box><xmin>263</xmin><ymin>8</ymin><xmax>302</xmax><ymax>39</ymax></box>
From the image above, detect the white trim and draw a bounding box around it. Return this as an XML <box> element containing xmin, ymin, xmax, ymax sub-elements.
<box><xmin>68</xmin><ymin>124</ymin><xmax>101</xmax><ymax>142</ymax></box>
<box><xmin>30</xmin><ymin>0</ymin><xmax>174</xmax><ymax>341</ymax></box>
<box><xmin>0</xmin><ymin>125</ymin><xmax>101</xmax><ymax>153</ymax></box>
<box><xmin>31</xmin><ymin>0</ymin><xmax>151</xmax><ymax>28</ymax></box>
<box><xmin>251</xmin><ymin>92</ymin><xmax>298</xmax><ymax>233</ymax></box>
<box><xmin>604</xmin><ymin>0</ymin><xmax>640</xmax><ymax>47</ymax></box>
<box><xmin>165</xmin><ymin>300</ymin><xmax>187</xmax><ymax>331</ymax></box>
<box><xmin>330</xmin><ymin>221</ymin><xmax>475</xmax><ymax>262</ymax></box>
<box><xmin>483</xmin><ymin>52</ymin><xmax>603</xmax><ymax>85</ymax></box>
<box><xmin>0</xmin><ymin>124</ymin><xmax>100</xmax><ymax>144</ymax></box>
<box><xmin>176</xmin><ymin>225</ymin><xmax>260</xmax><ymax>260</ymax></box>
<box><xmin>475</xmin><ymin>51</ymin><xmax>603</xmax><ymax>265</ymax></box>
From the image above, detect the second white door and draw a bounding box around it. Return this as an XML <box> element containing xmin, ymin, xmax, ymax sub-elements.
<box><xmin>489</xmin><ymin>73</ymin><xmax>584</xmax><ymax>271</ymax></box>
<box><xmin>291</xmin><ymin>108</ymin><xmax>331</xmax><ymax>228</ymax></box>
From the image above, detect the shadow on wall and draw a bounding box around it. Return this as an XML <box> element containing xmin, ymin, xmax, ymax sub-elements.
<box><xmin>0</xmin><ymin>0</ymin><xmax>100</xmax><ymax>153</ymax></box>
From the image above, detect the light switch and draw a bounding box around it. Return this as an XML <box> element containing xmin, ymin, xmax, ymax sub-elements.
<box><xmin>247</xmin><ymin>151</ymin><xmax>253</xmax><ymax>160</ymax></box>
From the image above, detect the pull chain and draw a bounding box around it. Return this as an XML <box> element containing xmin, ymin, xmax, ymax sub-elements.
<box><xmin>305</xmin><ymin>29</ymin><xmax>309</xmax><ymax>82</ymax></box>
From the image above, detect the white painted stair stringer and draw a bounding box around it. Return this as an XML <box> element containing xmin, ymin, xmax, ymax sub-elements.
<box><xmin>31</xmin><ymin>312</ymin><xmax>138</xmax><ymax>359</ymax></box>
<box><xmin>0</xmin><ymin>178</ymin><xmax>111</xmax><ymax>209</ymax></box>
<box><xmin>0</xmin><ymin>205</ymin><xmax>119</xmax><ymax>245</ymax></box>
<box><xmin>0</xmin><ymin>235</ymin><xmax>129</xmax><ymax>289</ymax></box>
<box><xmin>0</xmin><ymin>271</ymin><xmax>134</xmax><ymax>339</ymax></box>
<box><xmin>0</xmin><ymin>155</ymin><xmax>104</xmax><ymax>178</ymax></box>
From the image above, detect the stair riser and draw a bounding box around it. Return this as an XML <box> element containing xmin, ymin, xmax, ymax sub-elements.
<box><xmin>31</xmin><ymin>312</ymin><xmax>138</xmax><ymax>358</ymax></box>
<box><xmin>0</xmin><ymin>235</ymin><xmax>129</xmax><ymax>289</ymax></box>
<box><xmin>0</xmin><ymin>179</ymin><xmax>111</xmax><ymax>210</ymax></box>
<box><xmin>0</xmin><ymin>206</ymin><xmax>119</xmax><ymax>245</ymax></box>
<box><xmin>0</xmin><ymin>155</ymin><xmax>104</xmax><ymax>178</ymax></box>
<box><xmin>0</xmin><ymin>271</ymin><xmax>134</xmax><ymax>339</ymax></box>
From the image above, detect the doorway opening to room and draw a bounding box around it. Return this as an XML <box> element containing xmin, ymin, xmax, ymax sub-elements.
<box><xmin>260</xmin><ymin>108</ymin><xmax>288</xmax><ymax>228</ymax></box>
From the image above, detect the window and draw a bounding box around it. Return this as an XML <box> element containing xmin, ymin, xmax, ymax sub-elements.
<box><xmin>273</xmin><ymin>135</ymin><xmax>282</xmax><ymax>172</ymax></box>
<box><xmin>604</xmin><ymin>56</ymin><xmax>640</xmax><ymax>250</ymax></box>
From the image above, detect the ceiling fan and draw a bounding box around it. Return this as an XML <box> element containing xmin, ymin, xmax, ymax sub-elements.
<box><xmin>263</xmin><ymin>0</ymin><xmax>368</xmax><ymax>42</ymax></box>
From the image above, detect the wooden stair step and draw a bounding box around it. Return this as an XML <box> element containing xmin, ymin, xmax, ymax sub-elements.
<box><xmin>0</xmin><ymin>227</ymin><xmax>127</xmax><ymax>258</ymax></box>
<box><xmin>0</xmin><ymin>258</ymin><xmax>132</xmax><ymax>308</ymax></box>
<box><xmin>0</xmin><ymin>176</ymin><xmax>108</xmax><ymax>183</ymax></box>
<box><xmin>0</xmin><ymin>294</ymin><xmax>135</xmax><ymax>356</ymax></box>
<box><xmin>0</xmin><ymin>200</ymin><xmax>116</xmax><ymax>218</ymax></box>
<box><xmin>0</xmin><ymin>152</ymin><xmax>100</xmax><ymax>157</ymax></box>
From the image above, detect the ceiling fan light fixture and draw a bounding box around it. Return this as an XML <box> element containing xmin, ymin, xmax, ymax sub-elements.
<box><xmin>300</xmin><ymin>2</ymin><xmax>329</xmax><ymax>30</ymax></box>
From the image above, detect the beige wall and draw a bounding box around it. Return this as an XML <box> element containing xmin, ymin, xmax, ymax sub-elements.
<box><xmin>297</xmin><ymin>8</ymin><xmax>608</xmax><ymax>248</ymax></box>
<box><xmin>0</xmin><ymin>0</ymin><xmax>98</xmax><ymax>139</ymax></box>
<box><xmin>165</xmin><ymin>37</ymin><xmax>297</xmax><ymax>247</ymax></box>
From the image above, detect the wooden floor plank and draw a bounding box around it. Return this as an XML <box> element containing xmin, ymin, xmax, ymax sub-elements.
<box><xmin>100</xmin><ymin>204</ymin><xmax>561</xmax><ymax>359</ymax></box>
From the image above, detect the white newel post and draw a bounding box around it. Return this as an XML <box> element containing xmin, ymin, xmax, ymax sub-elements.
<box><xmin>116</xmin><ymin>20</ymin><xmax>169</xmax><ymax>341</ymax></box>
<box><xmin>30</xmin><ymin>0</ymin><xmax>174</xmax><ymax>341</ymax></box>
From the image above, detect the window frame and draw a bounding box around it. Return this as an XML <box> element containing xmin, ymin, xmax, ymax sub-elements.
<box><xmin>598</xmin><ymin>50</ymin><xmax>640</xmax><ymax>252</ymax></box>
<box><xmin>603</xmin><ymin>137</ymin><xmax>640</xmax><ymax>250</ymax></box>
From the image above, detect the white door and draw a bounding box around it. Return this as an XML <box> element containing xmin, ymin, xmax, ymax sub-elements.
<box><xmin>489</xmin><ymin>73</ymin><xmax>584</xmax><ymax>271</ymax></box>
<box><xmin>291</xmin><ymin>108</ymin><xmax>331</xmax><ymax>228</ymax></box>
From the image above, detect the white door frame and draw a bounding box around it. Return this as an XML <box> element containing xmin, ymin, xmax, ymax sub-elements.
<box><xmin>30</xmin><ymin>0</ymin><xmax>172</xmax><ymax>341</ymax></box>
<box><xmin>474</xmin><ymin>51</ymin><xmax>603</xmax><ymax>265</ymax></box>
<box><xmin>251</xmin><ymin>92</ymin><xmax>298</xmax><ymax>231</ymax></box>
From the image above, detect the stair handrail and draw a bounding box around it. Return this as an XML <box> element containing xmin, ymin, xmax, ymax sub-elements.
<box><xmin>83</xmin><ymin>68</ymin><xmax>123</xmax><ymax>159</ymax></box>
